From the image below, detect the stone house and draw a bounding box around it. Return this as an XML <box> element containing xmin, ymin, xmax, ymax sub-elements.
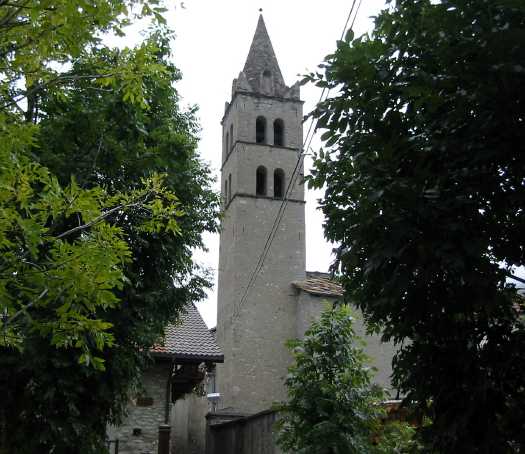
<box><xmin>107</xmin><ymin>303</ymin><xmax>223</xmax><ymax>454</ymax></box>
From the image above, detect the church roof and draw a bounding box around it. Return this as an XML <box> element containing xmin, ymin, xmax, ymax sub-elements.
<box><xmin>243</xmin><ymin>14</ymin><xmax>286</xmax><ymax>95</ymax></box>
<box><xmin>151</xmin><ymin>303</ymin><xmax>224</xmax><ymax>362</ymax></box>
<box><xmin>292</xmin><ymin>271</ymin><xmax>344</xmax><ymax>298</ymax></box>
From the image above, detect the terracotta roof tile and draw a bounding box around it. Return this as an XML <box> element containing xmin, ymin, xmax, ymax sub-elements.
<box><xmin>152</xmin><ymin>303</ymin><xmax>224</xmax><ymax>362</ymax></box>
<box><xmin>292</xmin><ymin>271</ymin><xmax>344</xmax><ymax>297</ymax></box>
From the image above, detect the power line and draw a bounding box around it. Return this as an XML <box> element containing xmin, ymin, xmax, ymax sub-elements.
<box><xmin>230</xmin><ymin>1</ymin><xmax>362</xmax><ymax>323</ymax></box>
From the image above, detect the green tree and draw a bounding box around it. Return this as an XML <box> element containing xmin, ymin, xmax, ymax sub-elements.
<box><xmin>0</xmin><ymin>1</ymin><xmax>218</xmax><ymax>452</ymax></box>
<box><xmin>276</xmin><ymin>305</ymin><xmax>385</xmax><ymax>454</ymax></box>
<box><xmin>307</xmin><ymin>0</ymin><xmax>525</xmax><ymax>452</ymax></box>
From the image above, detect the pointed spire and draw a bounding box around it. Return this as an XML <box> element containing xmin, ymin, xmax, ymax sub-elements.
<box><xmin>242</xmin><ymin>14</ymin><xmax>286</xmax><ymax>96</ymax></box>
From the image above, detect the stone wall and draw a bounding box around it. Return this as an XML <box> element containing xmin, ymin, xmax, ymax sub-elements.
<box><xmin>171</xmin><ymin>393</ymin><xmax>209</xmax><ymax>454</ymax></box>
<box><xmin>107</xmin><ymin>361</ymin><xmax>171</xmax><ymax>454</ymax></box>
<box><xmin>216</xmin><ymin>89</ymin><xmax>306</xmax><ymax>415</ymax></box>
<box><xmin>295</xmin><ymin>291</ymin><xmax>396</xmax><ymax>395</ymax></box>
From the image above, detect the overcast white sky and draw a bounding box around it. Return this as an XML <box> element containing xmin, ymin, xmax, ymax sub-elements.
<box><xmin>162</xmin><ymin>1</ymin><xmax>388</xmax><ymax>327</ymax></box>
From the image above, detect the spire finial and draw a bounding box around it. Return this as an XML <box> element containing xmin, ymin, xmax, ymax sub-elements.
<box><xmin>259</xmin><ymin>8</ymin><xmax>263</xmax><ymax>13</ymax></box>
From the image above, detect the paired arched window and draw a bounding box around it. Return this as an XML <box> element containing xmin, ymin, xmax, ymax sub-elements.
<box><xmin>274</xmin><ymin>169</ymin><xmax>285</xmax><ymax>198</ymax></box>
<box><xmin>256</xmin><ymin>116</ymin><xmax>266</xmax><ymax>144</ymax></box>
<box><xmin>256</xmin><ymin>166</ymin><xmax>267</xmax><ymax>196</ymax></box>
<box><xmin>273</xmin><ymin>119</ymin><xmax>284</xmax><ymax>146</ymax></box>
<box><xmin>255</xmin><ymin>117</ymin><xmax>285</xmax><ymax>146</ymax></box>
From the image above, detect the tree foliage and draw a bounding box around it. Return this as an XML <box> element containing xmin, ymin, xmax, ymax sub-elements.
<box><xmin>277</xmin><ymin>305</ymin><xmax>384</xmax><ymax>454</ymax></box>
<box><xmin>0</xmin><ymin>1</ymin><xmax>219</xmax><ymax>452</ymax></box>
<box><xmin>277</xmin><ymin>305</ymin><xmax>421</xmax><ymax>454</ymax></box>
<box><xmin>307</xmin><ymin>0</ymin><xmax>525</xmax><ymax>452</ymax></box>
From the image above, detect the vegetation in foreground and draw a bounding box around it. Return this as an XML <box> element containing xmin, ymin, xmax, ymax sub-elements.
<box><xmin>0</xmin><ymin>1</ymin><xmax>219</xmax><ymax>452</ymax></box>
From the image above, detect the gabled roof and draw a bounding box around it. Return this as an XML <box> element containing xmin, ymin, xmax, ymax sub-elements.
<box><xmin>242</xmin><ymin>14</ymin><xmax>286</xmax><ymax>95</ymax></box>
<box><xmin>152</xmin><ymin>303</ymin><xmax>224</xmax><ymax>363</ymax></box>
<box><xmin>292</xmin><ymin>271</ymin><xmax>344</xmax><ymax>298</ymax></box>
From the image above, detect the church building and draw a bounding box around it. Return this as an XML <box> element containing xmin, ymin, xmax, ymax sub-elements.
<box><xmin>107</xmin><ymin>14</ymin><xmax>395</xmax><ymax>454</ymax></box>
<box><xmin>215</xmin><ymin>14</ymin><xmax>395</xmax><ymax>416</ymax></box>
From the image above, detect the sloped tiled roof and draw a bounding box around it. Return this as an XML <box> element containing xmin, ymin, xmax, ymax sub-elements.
<box><xmin>152</xmin><ymin>303</ymin><xmax>224</xmax><ymax>362</ymax></box>
<box><xmin>292</xmin><ymin>271</ymin><xmax>344</xmax><ymax>298</ymax></box>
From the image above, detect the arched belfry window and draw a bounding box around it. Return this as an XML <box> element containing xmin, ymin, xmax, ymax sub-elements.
<box><xmin>274</xmin><ymin>168</ymin><xmax>285</xmax><ymax>198</ymax></box>
<box><xmin>273</xmin><ymin>119</ymin><xmax>284</xmax><ymax>147</ymax></box>
<box><xmin>229</xmin><ymin>124</ymin><xmax>234</xmax><ymax>150</ymax></box>
<box><xmin>256</xmin><ymin>166</ymin><xmax>267</xmax><ymax>196</ymax></box>
<box><xmin>225</xmin><ymin>132</ymin><xmax>229</xmax><ymax>153</ymax></box>
<box><xmin>256</xmin><ymin>116</ymin><xmax>266</xmax><ymax>144</ymax></box>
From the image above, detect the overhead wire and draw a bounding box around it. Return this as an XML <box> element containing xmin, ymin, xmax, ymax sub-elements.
<box><xmin>230</xmin><ymin>0</ymin><xmax>362</xmax><ymax>322</ymax></box>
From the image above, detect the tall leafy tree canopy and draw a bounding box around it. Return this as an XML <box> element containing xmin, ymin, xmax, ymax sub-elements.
<box><xmin>307</xmin><ymin>0</ymin><xmax>525</xmax><ymax>452</ymax></box>
<box><xmin>0</xmin><ymin>1</ymin><xmax>219</xmax><ymax>452</ymax></box>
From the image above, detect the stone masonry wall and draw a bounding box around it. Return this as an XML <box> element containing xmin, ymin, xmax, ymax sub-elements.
<box><xmin>296</xmin><ymin>291</ymin><xmax>396</xmax><ymax>394</ymax></box>
<box><xmin>107</xmin><ymin>361</ymin><xmax>172</xmax><ymax>454</ymax></box>
<box><xmin>216</xmin><ymin>90</ymin><xmax>306</xmax><ymax>415</ymax></box>
<box><xmin>171</xmin><ymin>393</ymin><xmax>209</xmax><ymax>454</ymax></box>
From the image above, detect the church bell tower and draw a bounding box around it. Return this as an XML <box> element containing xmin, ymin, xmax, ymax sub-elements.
<box><xmin>216</xmin><ymin>14</ymin><xmax>306</xmax><ymax>413</ymax></box>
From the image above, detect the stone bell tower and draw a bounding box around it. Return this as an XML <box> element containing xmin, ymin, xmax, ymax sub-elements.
<box><xmin>215</xmin><ymin>14</ymin><xmax>306</xmax><ymax>414</ymax></box>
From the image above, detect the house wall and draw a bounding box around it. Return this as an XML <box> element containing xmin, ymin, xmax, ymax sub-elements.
<box><xmin>296</xmin><ymin>291</ymin><xmax>396</xmax><ymax>395</ymax></box>
<box><xmin>107</xmin><ymin>361</ymin><xmax>172</xmax><ymax>454</ymax></box>
<box><xmin>171</xmin><ymin>393</ymin><xmax>209</xmax><ymax>454</ymax></box>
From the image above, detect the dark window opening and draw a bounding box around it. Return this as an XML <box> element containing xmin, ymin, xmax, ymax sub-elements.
<box><xmin>228</xmin><ymin>174</ymin><xmax>232</xmax><ymax>201</ymax></box>
<box><xmin>225</xmin><ymin>132</ymin><xmax>229</xmax><ymax>153</ymax></box>
<box><xmin>262</xmin><ymin>70</ymin><xmax>272</xmax><ymax>93</ymax></box>
<box><xmin>224</xmin><ymin>179</ymin><xmax>228</xmax><ymax>205</ymax></box>
<box><xmin>256</xmin><ymin>116</ymin><xmax>266</xmax><ymax>144</ymax></box>
<box><xmin>256</xmin><ymin>166</ymin><xmax>267</xmax><ymax>196</ymax></box>
<box><xmin>229</xmin><ymin>124</ymin><xmax>234</xmax><ymax>150</ymax></box>
<box><xmin>273</xmin><ymin>119</ymin><xmax>284</xmax><ymax>146</ymax></box>
<box><xmin>274</xmin><ymin>168</ymin><xmax>285</xmax><ymax>198</ymax></box>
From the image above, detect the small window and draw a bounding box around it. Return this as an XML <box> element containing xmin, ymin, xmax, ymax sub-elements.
<box><xmin>256</xmin><ymin>166</ymin><xmax>267</xmax><ymax>196</ymax></box>
<box><xmin>225</xmin><ymin>132</ymin><xmax>229</xmax><ymax>153</ymax></box>
<box><xmin>274</xmin><ymin>169</ymin><xmax>285</xmax><ymax>198</ymax></box>
<box><xmin>229</xmin><ymin>124</ymin><xmax>234</xmax><ymax>150</ymax></box>
<box><xmin>262</xmin><ymin>70</ymin><xmax>272</xmax><ymax>93</ymax></box>
<box><xmin>256</xmin><ymin>116</ymin><xmax>266</xmax><ymax>144</ymax></box>
<box><xmin>228</xmin><ymin>174</ymin><xmax>232</xmax><ymax>201</ymax></box>
<box><xmin>224</xmin><ymin>179</ymin><xmax>228</xmax><ymax>205</ymax></box>
<box><xmin>273</xmin><ymin>119</ymin><xmax>284</xmax><ymax>147</ymax></box>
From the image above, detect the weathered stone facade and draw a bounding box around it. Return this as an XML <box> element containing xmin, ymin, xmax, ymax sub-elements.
<box><xmin>171</xmin><ymin>393</ymin><xmax>209</xmax><ymax>454</ymax></box>
<box><xmin>216</xmin><ymin>15</ymin><xmax>306</xmax><ymax>414</ymax></box>
<box><xmin>216</xmin><ymin>14</ymin><xmax>397</xmax><ymax>417</ymax></box>
<box><xmin>107</xmin><ymin>361</ymin><xmax>172</xmax><ymax>454</ymax></box>
<box><xmin>106</xmin><ymin>303</ymin><xmax>223</xmax><ymax>454</ymax></box>
<box><xmin>295</xmin><ymin>290</ymin><xmax>395</xmax><ymax>393</ymax></box>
